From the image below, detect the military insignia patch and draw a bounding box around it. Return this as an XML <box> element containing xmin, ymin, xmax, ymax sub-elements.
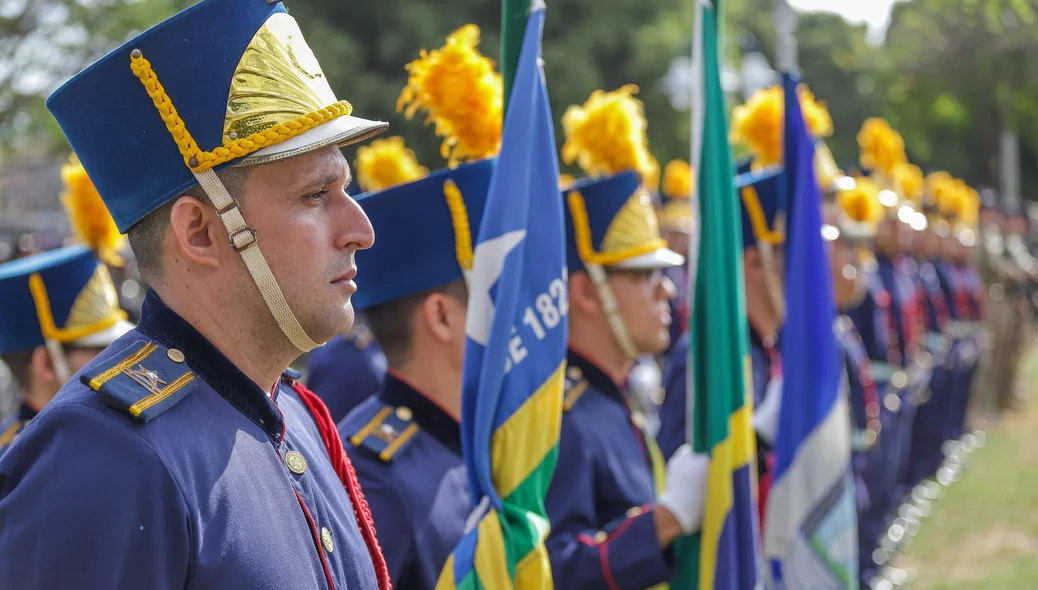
<box><xmin>81</xmin><ymin>340</ymin><xmax>197</xmax><ymax>422</ymax></box>
<box><xmin>343</xmin><ymin>402</ymin><xmax>419</xmax><ymax>462</ymax></box>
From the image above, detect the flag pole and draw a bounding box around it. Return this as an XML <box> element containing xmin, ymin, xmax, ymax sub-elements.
<box><xmin>685</xmin><ymin>0</ymin><xmax>707</xmax><ymax>462</ymax></box>
<box><xmin>501</xmin><ymin>0</ymin><xmax>531</xmax><ymax>113</ymax></box>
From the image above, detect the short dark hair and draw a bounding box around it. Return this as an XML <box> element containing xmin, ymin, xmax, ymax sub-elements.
<box><xmin>126</xmin><ymin>166</ymin><xmax>251</xmax><ymax>285</ymax></box>
<box><xmin>0</xmin><ymin>349</ymin><xmax>34</xmax><ymax>392</ymax></box>
<box><xmin>364</xmin><ymin>279</ymin><xmax>468</xmax><ymax>367</ymax></box>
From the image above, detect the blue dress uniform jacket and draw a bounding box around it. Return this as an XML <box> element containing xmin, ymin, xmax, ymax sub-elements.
<box><xmin>545</xmin><ymin>351</ymin><xmax>674</xmax><ymax>590</ymax></box>
<box><xmin>339</xmin><ymin>372</ymin><xmax>470</xmax><ymax>589</ymax></box>
<box><xmin>307</xmin><ymin>317</ymin><xmax>388</xmax><ymax>423</ymax></box>
<box><xmin>0</xmin><ymin>291</ymin><xmax>380</xmax><ymax>590</ymax></box>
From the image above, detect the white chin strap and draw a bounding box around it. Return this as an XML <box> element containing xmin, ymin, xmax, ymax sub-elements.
<box><xmin>193</xmin><ymin>169</ymin><xmax>321</xmax><ymax>353</ymax></box>
<box><xmin>585</xmin><ymin>263</ymin><xmax>639</xmax><ymax>362</ymax></box>
<box><xmin>757</xmin><ymin>240</ymin><xmax>786</xmax><ymax>324</ymax></box>
<box><xmin>44</xmin><ymin>338</ymin><xmax>71</xmax><ymax>384</ymax></box>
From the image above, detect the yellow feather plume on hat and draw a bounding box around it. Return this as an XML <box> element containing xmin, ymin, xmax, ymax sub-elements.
<box><xmin>837</xmin><ymin>176</ymin><xmax>885</xmax><ymax>225</ymax></box>
<box><xmin>730</xmin><ymin>85</ymin><xmax>833</xmax><ymax>167</ymax></box>
<box><xmin>561</xmin><ymin>84</ymin><xmax>660</xmax><ymax>190</ymax></box>
<box><xmin>354</xmin><ymin>136</ymin><xmax>429</xmax><ymax>192</ymax></box>
<box><xmin>891</xmin><ymin>161</ymin><xmax>924</xmax><ymax>204</ymax></box>
<box><xmin>799</xmin><ymin>86</ymin><xmax>834</xmax><ymax>139</ymax></box>
<box><xmin>959</xmin><ymin>185</ymin><xmax>980</xmax><ymax>229</ymax></box>
<box><xmin>397</xmin><ymin>24</ymin><xmax>502</xmax><ymax>166</ymax></box>
<box><xmin>60</xmin><ymin>154</ymin><xmax>125</xmax><ymax>267</ymax></box>
<box><xmin>930</xmin><ymin>171</ymin><xmax>959</xmax><ymax>220</ymax></box>
<box><xmin>857</xmin><ymin>118</ymin><xmax>906</xmax><ymax>177</ymax></box>
<box><xmin>662</xmin><ymin>160</ymin><xmax>693</xmax><ymax>200</ymax></box>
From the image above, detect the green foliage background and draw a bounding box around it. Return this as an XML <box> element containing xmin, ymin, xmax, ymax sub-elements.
<box><xmin>2</xmin><ymin>0</ymin><xmax>1037</xmax><ymax>193</ymax></box>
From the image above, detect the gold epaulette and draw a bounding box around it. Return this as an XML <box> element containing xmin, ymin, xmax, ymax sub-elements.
<box><xmin>563</xmin><ymin>366</ymin><xmax>589</xmax><ymax>411</ymax></box>
<box><xmin>0</xmin><ymin>418</ymin><xmax>25</xmax><ymax>452</ymax></box>
<box><xmin>343</xmin><ymin>401</ymin><xmax>420</xmax><ymax>462</ymax></box>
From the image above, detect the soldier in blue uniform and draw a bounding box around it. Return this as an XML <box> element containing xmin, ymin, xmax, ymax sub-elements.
<box><xmin>0</xmin><ymin>248</ymin><xmax>134</xmax><ymax>454</ymax></box>
<box><xmin>306</xmin><ymin>314</ymin><xmax>387</xmax><ymax>422</ymax></box>
<box><xmin>935</xmin><ymin>188</ymin><xmax>984</xmax><ymax>444</ymax></box>
<box><xmin>0</xmin><ymin>1</ymin><xmax>395</xmax><ymax>587</ymax></box>
<box><xmin>0</xmin><ymin>158</ymin><xmax>135</xmax><ymax>454</ymax></box>
<box><xmin>656</xmin><ymin>159</ymin><xmax>694</xmax><ymax>354</ymax></box>
<box><xmin>822</xmin><ymin>175</ymin><xmax>887</xmax><ymax>586</ymax></box>
<box><xmin>336</xmin><ymin>26</ymin><xmax>500</xmax><ymax>589</ymax></box>
<box><xmin>547</xmin><ymin>86</ymin><xmax>709</xmax><ymax>589</ymax></box>
<box><xmin>659</xmin><ymin>166</ymin><xmax>786</xmax><ymax>527</ymax></box>
<box><xmin>338</xmin><ymin>158</ymin><xmax>491</xmax><ymax>588</ymax></box>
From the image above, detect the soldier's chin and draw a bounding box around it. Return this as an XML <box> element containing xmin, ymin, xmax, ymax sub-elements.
<box><xmin>304</xmin><ymin>301</ymin><xmax>356</xmax><ymax>346</ymax></box>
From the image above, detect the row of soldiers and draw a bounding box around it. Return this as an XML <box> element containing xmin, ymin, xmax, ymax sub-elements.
<box><xmin>0</xmin><ymin>0</ymin><xmax>1033</xmax><ymax>587</ymax></box>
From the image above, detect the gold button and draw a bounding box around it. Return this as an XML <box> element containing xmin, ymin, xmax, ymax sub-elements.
<box><xmin>285</xmin><ymin>451</ymin><xmax>307</xmax><ymax>475</ymax></box>
<box><xmin>593</xmin><ymin>531</ymin><xmax>607</xmax><ymax>544</ymax></box>
<box><xmin>167</xmin><ymin>348</ymin><xmax>185</xmax><ymax>363</ymax></box>
<box><xmin>320</xmin><ymin>527</ymin><xmax>334</xmax><ymax>553</ymax></box>
<box><xmin>626</xmin><ymin>506</ymin><xmax>643</xmax><ymax>518</ymax></box>
<box><xmin>395</xmin><ymin>406</ymin><xmax>413</xmax><ymax>421</ymax></box>
<box><xmin>891</xmin><ymin>370</ymin><xmax>908</xmax><ymax>389</ymax></box>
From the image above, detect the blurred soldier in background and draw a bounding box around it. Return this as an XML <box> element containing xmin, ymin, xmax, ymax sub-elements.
<box><xmin>0</xmin><ymin>157</ymin><xmax>134</xmax><ymax>452</ymax></box>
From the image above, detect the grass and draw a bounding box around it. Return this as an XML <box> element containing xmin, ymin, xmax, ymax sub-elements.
<box><xmin>899</xmin><ymin>347</ymin><xmax>1038</xmax><ymax>589</ymax></box>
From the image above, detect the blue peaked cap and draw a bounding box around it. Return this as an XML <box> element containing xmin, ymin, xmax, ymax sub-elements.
<box><xmin>46</xmin><ymin>0</ymin><xmax>386</xmax><ymax>233</ymax></box>
<box><xmin>562</xmin><ymin>171</ymin><xmax>685</xmax><ymax>274</ymax></box>
<box><xmin>352</xmin><ymin>159</ymin><xmax>495</xmax><ymax>310</ymax></box>
<box><xmin>0</xmin><ymin>246</ymin><xmax>129</xmax><ymax>353</ymax></box>
<box><xmin>735</xmin><ymin>161</ymin><xmax>786</xmax><ymax>251</ymax></box>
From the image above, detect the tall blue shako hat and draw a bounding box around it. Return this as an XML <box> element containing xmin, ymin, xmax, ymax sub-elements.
<box><xmin>729</xmin><ymin>81</ymin><xmax>835</xmax><ymax>322</ymax></box>
<box><xmin>348</xmin><ymin>24</ymin><xmax>501</xmax><ymax>311</ymax></box>
<box><xmin>559</xmin><ymin>85</ymin><xmax>684</xmax><ymax>360</ymax></box>
<box><xmin>46</xmin><ymin>0</ymin><xmax>388</xmax><ymax>352</ymax></box>
<box><xmin>0</xmin><ymin>158</ymin><xmax>135</xmax><ymax>382</ymax></box>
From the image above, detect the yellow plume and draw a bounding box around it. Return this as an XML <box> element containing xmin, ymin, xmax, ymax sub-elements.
<box><xmin>959</xmin><ymin>185</ymin><xmax>980</xmax><ymax>229</ymax></box>
<box><xmin>730</xmin><ymin>85</ymin><xmax>833</xmax><ymax>167</ymax></box>
<box><xmin>662</xmin><ymin>160</ymin><xmax>693</xmax><ymax>200</ymax></box>
<box><xmin>354</xmin><ymin>136</ymin><xmax>428</xmax><ymax>192</ymax></box>
<box><xmin>561</xmin><ymin>84</ymin><xmax>659</xmax><ymax>190</ymax></box>
<box><xmin>891</xmin><ymin>161</ymin><xmax>924</xmax><ymax>204</ymax></box>
<box><xmin>799</xmin><ymin>86</ymin><xmax>834</xmax><ymax>139</ymax></box>
<box><xmin>60</xmin><ymin>154</ymin><xmax>125</xmax><ymax>267</ymax></box>
<box><xmin>397</xmin><ymin>24</ymin><xmax>502</xmax><ymax>166</ymax></box>
<box><xmin>857</xmin><ymin>118</ymin><xmax>906</xmax><ymax>177</ymax></box>
<box><xmin>837</xmin><ymin>176</ymin><xmax>885</xmax><ymax>225</ymax></box>
<box><xmin>928</xmin><ymin>172</ymin><xmax>960</xmax><ymax>218</ymax></box>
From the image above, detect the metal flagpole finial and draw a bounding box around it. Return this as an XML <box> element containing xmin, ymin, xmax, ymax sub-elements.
<box><xmin>774</xmin><ymin>0</ymin><xmax>799</xmax><ymax>72</ymax></box>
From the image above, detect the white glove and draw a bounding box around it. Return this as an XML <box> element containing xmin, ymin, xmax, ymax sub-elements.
<box><xmin>656</xmin><ymin>444</ymin><xmax>709</xmax><ymax>533</ymax></box>
<box><xmin>753</xmin><ymin>376</ymin><xmax>783</xmax><ymax>445</ymax></box>
<box><xmin>464</xmin><ymin>495</ymin><xmax>491</xmax><ymax>534</ymax></box>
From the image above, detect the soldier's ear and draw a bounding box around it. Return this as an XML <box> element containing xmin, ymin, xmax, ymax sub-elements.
<box><xmin>169</xmin><ymin>196</ymin><xmax>224</xmax><ymax>269</ymax></box>
<box><xmin>568</xmin><ymin>271</ymin><xmax>601</xmax><ymax>317</ymax></box>
<box><xmin>420</xmin><ymin>291</ymin><xmax>464</xmax><ymax>344</ymax></box>
<box><xmin>29</xmin><ymin>345</ymin><xmax>58</xmax><ymax>390</ymax></box>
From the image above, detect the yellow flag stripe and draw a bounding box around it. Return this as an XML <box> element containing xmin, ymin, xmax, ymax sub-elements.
<box><xmin>490</xmin><ymin>362</ymin><xmax>565</xmax><ymax>499</ymax></box>
<box><xmin>699</xmin><ymin>404</ymin><xmax>757</xmax><ymax>589</ymax></box>
<box><xmin>473</xmin><ymin>508</ymin><xmax>515</xmax><ymax>590</ymax></box>
<box><xmin>434</xmin><ymin>553</ymin><xmax>456</xmax><ymax>590</ymax></box>
<box><xmin>514</xmin><ymin>522</ymin><xmax>553</xmax><ymax>588</ymax></box>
